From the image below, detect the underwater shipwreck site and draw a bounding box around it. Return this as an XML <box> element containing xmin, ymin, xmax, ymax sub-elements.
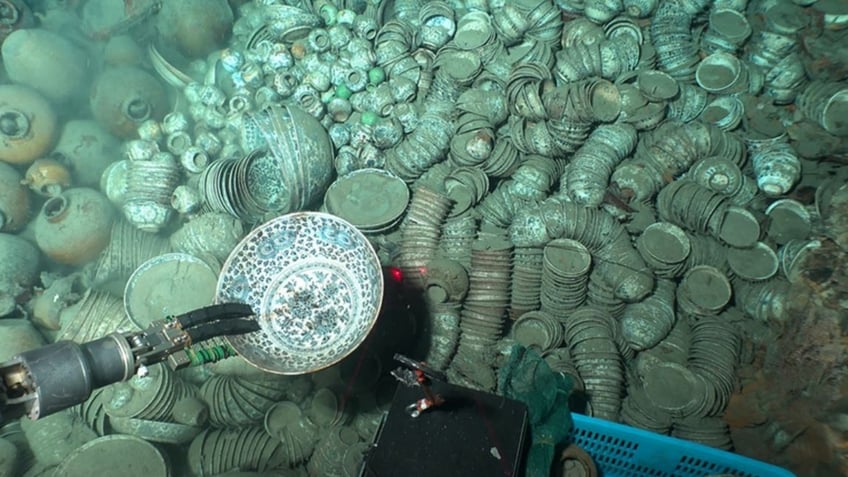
<box><xmin>0</xmin><ymin>0</ymin><xmax>848</xmax><ymax>476</ymax></box>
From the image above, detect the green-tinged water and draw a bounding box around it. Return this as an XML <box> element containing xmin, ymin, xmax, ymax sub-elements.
<box><xmin>0</xmin><ymin>1</ymin><xmax>847</xmax><ymax>476</ymax></box>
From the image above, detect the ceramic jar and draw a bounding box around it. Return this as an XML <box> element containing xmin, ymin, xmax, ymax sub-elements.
<box><xmin>0</xmin><ymin>161</ymin><xmax>31</xmax><ymax>232</ymax></box>
<box><xmin>21</xmin><ymin>158</ymin><xmax>71</xmax><ymax>197</ymax></box>
<box><xmin>51</xmin><ymin>120</ymin><xmax>121</xmax><ymax>187</ymax></box>
<box><xmin>1</xmin><ymin>28</ymin><xmax>88</xmax><ymax>103</ymax></box>
<box><xmin>34</xmin><ymin>187</ymin><xmax>115</xmax><ymax>265</ymax></box>
<box><xmin>156</xmin><ymin>0</ymin><xmax>234</xmax><ymax>58</ymax></box>
<box><xmin>90</xmin><ymin>66</ymin><xmax>169</xmax><ymax>139</ymax></box>
<box><xmin>0</xmin><ymin>84</ymin><xmax>58</xmax><ymax>165</ymax></box>
<box><xmin>0</xmin><ymin>234</ymin><xmax>40</xmax><ymax>317</ymax></box>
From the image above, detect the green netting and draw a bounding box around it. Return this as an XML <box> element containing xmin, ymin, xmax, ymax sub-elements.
<box><xmin>499</xmin><ymin>344</ymin><xmax>574</xmax><ymax>477</ymax></box>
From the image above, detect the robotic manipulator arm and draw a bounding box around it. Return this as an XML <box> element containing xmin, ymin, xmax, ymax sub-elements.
<box><xmin>0</xmin><ymin>302</ymin><xmax>257</xmax><ymax>424</ymax></box>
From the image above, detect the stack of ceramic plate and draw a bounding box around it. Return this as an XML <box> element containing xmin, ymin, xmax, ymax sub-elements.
<box><xmin>641</xmin><ymin>361</ymin><xmax>708</xmax><ymax>419</ymax></box>
<box><xmin>726</xmin><ymin>241</ymin><xmax>779</xmax><ymax>282</ymax></box>
<box><xmin>307</xmin><ymin>426</ymin><xmax>364</xmax><ymax>477</ymax></box>
<box><xmin>56</xmin><ymin>435</ymin><xmax>170</xmax><ymax>477</ymax></box>
<box><xmin>56</xmin><ymin>289</ymin><xmax>137</xmax><ymax>344</ymax></box>
<box><xmin>323</xmin><ymin>168</ymin><xmax>410</xmax><ymax>234</ymax></box>
<box><xmin>92</xmin><ymin>218</ymin><xmax>171</xmax><ymax>287</ymax></box>
<box><xmin>449</xmin><ymin>239</ymin><xmax>513</xmax><ymax>391</ymax></box>
<box><xmin>620</xmin><ymin>279</ymin><xmax>676</xmax><ymax>353</ymax></box>
<box><xmin>542</xmin><ymin>347</ymin><xmax>585</xmax><ymax>392</ymax></box>
<box><xmin>677</xmin><ymin>266</ymin><xmax>733</xmax><ymax>316</ymax></box>
<box><xmin>200</xmin><ymin>375</ymin><xmax>286</xmax><ymax>427</ymax></box>
<box><xmin>263</xmin><ymin>401</ymin><xmax>318</xmax><ymax>468</ymax></box>
<box><xmin>636</xmin><ymin>222</ymin><xmax>692</xmax><ymax>278</ymax></box>
<box><xmin>108</xmin><ymin>416</ymin><xmax>201</xmax><ymax>445</ymax></box>
<box><xmin>585</xmin><ymin>269</ymin><xmax>626</xmax><ymax>319</ymax></box>
<box><xmin>124</xmin><ymin>252</ymin><xmax>220</xmax><ymax>329</ymax></box>
<box><xmin>454</xmin><ymin>11</ymin><xmax>497</xmax><ymax>53</ymax></box>
<box><xmin>216</xmin><ymin>212</ymin><xmax>384</xmax><ymax>375</ymax></box>
<box><xmin>509</xmin><ymin>246</ymin><xmax>544</xmax><ymax>319</ymax></box>
<box><xmin>397</xmin><ymin>186</ymin><xmax>454</xmax><ymax>288</ymax></box>
<box><xmin>187</xmin><ymin>426</ymin><xmax>287</xmax><ymax>475</ymax></box>
<box><xmin>439</xmin><ymin>213</ymin><xmax>478</xmax><ymax>269</ymax></box>
<box><xmin>687</xmin><ymin>316</ymin><xmax>740</xmax><ymax>417</ymax></box>
<box><xmin>656</xmin><ymin>179</ymin><xmax>730</xmax><ymax>240</ymax></box>
<box><xmin>102</xmin><ymin>364</ymin><xmax>188</xmax><ymax>421</ymax></box>
<box><xmin>444</xmin><ymin>166</ymin><xmax>489</xmax><ymax>217</ymax></box>
<box><xmin>73</xmin><ymin>388</ymin><xmax>110</xmax><ymax>436</ymax></box>
<box><xmin>620</xmin><ymin>385</ymin><xmax>674</xmax><ymax>434</ymax></box>
<box><xmin>540</xmin><ymin>238</ymin><xmax>592</xmax><ymax>316</ymax></box>
<box><xmin>672</xmin><ymin>415</ymin><xmax>733</xmax><ymax>450</ymax></box>
<box><xmin>307</xmin><ymin>387</ymin><xmax>354</xmax><ymax>428</ymax></box>
<box><xmin>458</xmin><ymin>239</ymin><xmax>514</xmax><ymax>346</ymax></box>
<box><xmin>563</xmin><ymin>306</ymin><xmax>624</xmax><ymax>421</ymax></box>
<box><xmin>648</xmin><ymin>317</ymin><xmax>693</xmax><ymax>365</ymax></box>
<box><xmin>510</xmin><ymin>310</ymin><xmax>564</xmax><ymax>352</ymax></box>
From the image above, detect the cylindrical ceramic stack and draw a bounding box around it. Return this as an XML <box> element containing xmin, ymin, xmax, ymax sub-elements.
<box><xmin>509</xmin><ymin>246</ymin><xmax>545</xmax><ymax>319</ymax></box>
<box><xmin>57</xmin><ymin>289</ymin><xmax>138</xmax><ymax>343</ymax></box>
<box><xmin>687</xmin><ymin>315</ymin><xmax>740</xmax><ymax>418</ymax></box>
<box><xmin>657</xmin><ymin>179</ymin><xmax>760</xmax><ymax>248</ymax></box>
<box><xmin>777</xmin><ymin>239</ymin><xmax>820</xmax><ymax>282</ymax></box>
<box><xmin>449</xmin><ymin>239</ymin><xmax>513</xmax><ymax>392</ymax></box>
<box><xmin>396</xmin><ymin>185</ymin><xmax>454</xmax><ymax>288</ymax></box>
<box><xmin>726</xmin><ymin>242</ymin><xmax>779</xmax><ymax>282</ymax></box>
<box><xmin>102</xmin><ymin>363</ymin><xmax>196</xmax><ymax>422</ymax></box>
<box><xmin>307</xmin><ymin>386</ymin><xmax>355</xmax><ymax>429</ymax></box>
<box><xmin>510</xmin><ymin>310</ymin><xmax>564</xmax><ymax>353</ymax></box>
<box><xmin>620</xmin><ymin>278</ymin><xmax>677</xmax><ymax>351</ymax></box>
<box><xmin>695</xmin><ymin>52</ymin><xmax>749</xmax><ymax>95</ymax></box>
<box><xmin>650</xmin><ymin>0</ymin><xmax>704</xmax><ymax>82</ymax></box>
<box><xmin>323</xmin><ymin>168</ymin><xmax>410</xmax><ymax>235</ymax></box>
<box><xmin>540</xmin><ymin>238</ymin><xmax>593</xmax><ymax>317</ymax></box>
<box><xmin>169</xmin><ymin>212</ymin><xmax>245</xmax><ymax>264</ymax></box>
<box><xmin>612</xmin><ymin>121</ymin><xmax>712</xmax><ymax>202</ymax></box>
<box><xmin>585</xmin><ymin>268</ymin><xmax>627</xmax><ymax>320</ymax></box>
<box><xmin>620</xmin><ymin>383</ymin><xmax>674</xmax><ymax>434</ymax></box>
<box><xmin>764</xmin><ymin>199</ymin><xmax>812</xmax><ymax>245</ymax></box>
<box><xmin>797</xmin><ymin>80</ymin><xmax>848</xmax><ymax>137</ymax></box>
<box><xmin>699</xmin><ymin>95</ymin><xmax>744</xmax><ymax>131</ymax></box>
<box><xmin>562</xmin><ymin>306</ymin><xmax>624</xmax><ymax>421</ymax></box>
<box><xmin>565</xmin><ymin>123</ymin><xmax>638</xmax><ymax>207</ymax></box>
<box><xmin>187</xmin><ymin>426</ymin><xmax>287</xmax><ymax>475</ymax></box>
<box><xmin>672</xmin><ymin>415</ymin><xmax>733</xmax><ymax>450</ymax></box>
<box><xmin>701</xmin><ymin>8</ymin><xmax>752</xmax><ymax>55</ymax></box>
<box><xmin>263</xmin><ymin>401</ymin><xmax>319</xmax><ymax>468</ymax></box>
<box><xmin>443</xmin><ymin>166</ymin><xmax>489</xmax><ymax>217</ymax></box>
<box><xmin>424</xmin><ymin>302</ymin><xmax>462</xmax><ymax>371</ymax></box>
<box><xmin>635</xmin><ymin>222</ymin><xmax>692</xmax><ymax>278</ymax></box>
<box><xmin>73</xmin><ymin>388</ymin><xmax>110</xmax><ymax>436</ymax></box>
<box><xmin>438</xmin><ymin>211</ymin><xmax>478</xmax><ymax>269</ymax></box>
<box><xmin>747</xmin><ymin>135</ymin><xmax>801</xmax><ymax>197</ymax></box>
<box><xmin>685</xmin><ymin>233</ymin><xmax>729</xmax><ymax>272</ymax></box>
<box><xmin>732</xmin><ymin>277</ymin><xmax>790</xmax><ymax>323</ymax></box>
<box><xmin>544</xmin><ymin>78</ymin><xmax>622</xmax><ymax>155</ymax></box>
<box><xmin>686</xmin><ymin>157</ymin><xmax>751</xmax><ymax>204</ymax></box>
<box><xmin>92</xmin><ymin>218</ymin><xmax>172</xmax><ymax>288</ymax></box>
<box><xmin>122</xmin><ymin>151</ymin><xmax>181</xmax><ymax>232</ymax></box>
<box><xmin>200</xmin><ymin>374</ymin><xmax>287</xmax><ymax>427</ymax></box>
<box><xmin>676</xmin><ymin>266</ymin><xmax>733</xmax><ymax>317</ymax></box>
<box><xmin>54</xmin><ymin>435</ymin><xmax>171</xmax><ymax>477</ymax></box>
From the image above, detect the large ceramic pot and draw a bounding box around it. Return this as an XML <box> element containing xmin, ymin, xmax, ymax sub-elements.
<box><xmin>0</xmin><ymin>84</ymin><xmax>58</xmax><ymax>165</ymax></box>
<box><xmin>34</xmin><ymin>187</ymin><xmax>115</xmax><ymax>265</ymax></box>
<box><xmin>90</xmin><ymin>66</ymin><xmax>169</xmax><ymax>139</ymax></box>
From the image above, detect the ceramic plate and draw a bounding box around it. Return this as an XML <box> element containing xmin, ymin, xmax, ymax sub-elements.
<box><xmin>216</xmin><ymin>212</ymin><xmax>384</xmax><ymax>375</ymax></box>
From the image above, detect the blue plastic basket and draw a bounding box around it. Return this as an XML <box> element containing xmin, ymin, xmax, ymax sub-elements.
<box><xmin>568</xmin><ymin>413</ymin><xmax>796</xmax><ymax>477</ymax></box>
